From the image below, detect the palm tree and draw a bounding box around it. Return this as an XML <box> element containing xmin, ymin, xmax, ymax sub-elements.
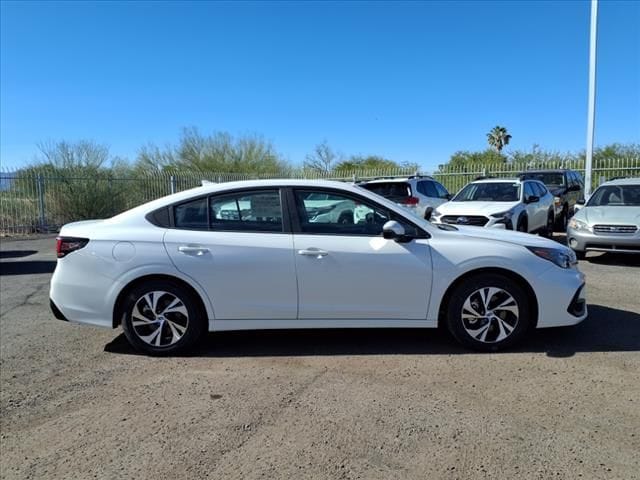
<box><xmin>487</xmin><ymin>126</ymin><xmax>512</xmax><ymax>153</ymax></box>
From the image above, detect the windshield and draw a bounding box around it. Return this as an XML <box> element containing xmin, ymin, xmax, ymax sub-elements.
<box><xmin>361</xmin><ymin>182</ymin><xmax>411</xmax><ymax>199</ymax></box>
<box><xmin>520</xmin><ymin>172</ymin><xmax>565</xmax><ymax>187</ymax></box>
<box><xmin>453</xmin><ymin>182</ymin><xmax>521</xmax><ymax>202</ymax></box>
<box><xmin>587</xmin><ymin>185</ymin><xmax>640</xmax><ymax>207</ymax></box>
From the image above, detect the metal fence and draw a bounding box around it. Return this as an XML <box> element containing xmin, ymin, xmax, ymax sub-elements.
<box><xmin>1</xmin><ymin>157</ymin><xmax>638</xmax><ymax>235</ymax></box>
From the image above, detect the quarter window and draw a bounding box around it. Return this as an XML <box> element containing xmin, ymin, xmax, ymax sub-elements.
<box><xmin>418</xmin><ymin>181</ymin><xmax>438</xmax><ymax>198</ymax></box>
<box><xmin>210</xmin><ymin>190</ymin><xmax>283</xmax><ymax>232</ymax></box>
<box><xmin>294</xmin><ymin>190</ymin><xmax>390</xmax><ymax>235</ymax></box>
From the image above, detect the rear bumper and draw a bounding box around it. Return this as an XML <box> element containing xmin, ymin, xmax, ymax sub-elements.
<box><xmin>50</xmin><ymin>299</ymin><xmax>68</xmax><ymax>321</ymax></box>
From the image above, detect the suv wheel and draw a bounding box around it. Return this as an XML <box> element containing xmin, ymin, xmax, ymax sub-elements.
<box><xmin>541</xmin><ymin>211</ymin><xmax>554</xmax><ymax>238</ymax></box>
<box><xmin>555</xmin><ymin>207</ymin><xmax>568</xmax><ymax>232</ymax></box>
<box><xmin>516</xmin><ymin>216</ymin><xmax>528</xmax><ymax>233</ymax></box>
<box><xmin>121</xmin><ymin>280</ymin><xmax>206</xmax><ymax>356</ymax></box>
<box><xmin>446</xmin><ymin>274</ymin><xmax>532</xmax><ymax>352</ymax></box>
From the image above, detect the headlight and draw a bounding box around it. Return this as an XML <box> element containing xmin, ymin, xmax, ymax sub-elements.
<box><xmin>554</xmin><ymin>196</ymin><xmax>562</xmax><ymax>205</ymax></box>
<box><xmin>526</xmin><ymin>246</ymin><xmax>576</xmax><ymax>269</ymax></box>
<box><xmin>491</xmin><ymin>209</ymin><xmax>514</xmax><ymax>220</ymax></box>
<box><xmin>431</xmin><ymin>209</ymin><xmax>442</xmax><ymax>219</ymax></box>
<box><xmin>568</xmin><ymin>217</ymin><xmax>591</xmax><ymax>232</ymax></box>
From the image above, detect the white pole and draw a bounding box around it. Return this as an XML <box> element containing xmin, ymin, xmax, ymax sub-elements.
<box><xmin>585</xmin><ymin>0</ymin><xmax>598</xmax><ymax>196</ymax></box>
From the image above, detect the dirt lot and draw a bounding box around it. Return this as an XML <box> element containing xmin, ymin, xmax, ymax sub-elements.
<box><xmin>1</xmin><ymin>236</ymin><xmax>639</xmax><ymax>480</ymax></box>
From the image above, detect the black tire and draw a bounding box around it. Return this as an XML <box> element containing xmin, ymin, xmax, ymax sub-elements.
<box><xmin>446</xmin><ymin>273</ymin><xmax>532</xmax><ymax>352</ymax></box>
<box><xmin>541</xmin><ymin>211</ymin><xmax>555</xmax><ymax>238</ymax></box>
<box><xmin>424</xmin><ymin>207</ymin><xmax>433</xmax><ymax>221</ymax></box>
<box><xmin>120</xmin><ymin>280</ymin><xmax>206</xmax><ymax>356</ymax></box>
<box><xmin>555</xmin><ymin>207</ymin><xmax>568</xmax><ymax>232</ymax></box>
<box><xmin>516</xmin><ymin>215</ymin><xmax>528</xmax><ymax>233</ymax></box>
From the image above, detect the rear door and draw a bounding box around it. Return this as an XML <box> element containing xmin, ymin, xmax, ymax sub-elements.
<box><xmin>290</xmin><ymin>188</ymin><xmax>432</xmax><ymax>320</ymax></box>
<box><xmin>164</xmin><ymin>189</ymin><xmax>297</xmax><ymax>320</ymax></box>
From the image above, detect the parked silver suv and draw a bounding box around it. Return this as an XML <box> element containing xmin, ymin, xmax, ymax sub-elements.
<box><xmin>360</xmin><ymin>176</ymin><xmax>451</xmax><ymax>219</ymax></box>
<box><xmin>567</xmin><ymin>178</ymin><xmax>640</xmax><ymax>259</ymax></box>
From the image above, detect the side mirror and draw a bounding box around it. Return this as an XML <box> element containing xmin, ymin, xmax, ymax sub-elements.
<box><xmin>382</xmin><ymin>220</ymin><xmax>406</xmax><ymax>241</ymax></box>
<box><xmin>526</xmin><ymin>195</ymin><xmax>540</xmax><ymax>204</ymax></box>
<box><xmin>576</xmin><ymin>198</ymin><xmax>586</xmax><ymax>205</ymax></box>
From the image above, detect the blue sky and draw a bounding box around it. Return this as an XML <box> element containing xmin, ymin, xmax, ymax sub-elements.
<box><xmin>1</xmin><ymin>0</ymin><xmax>639</xmax><ymax>170</ymax></box>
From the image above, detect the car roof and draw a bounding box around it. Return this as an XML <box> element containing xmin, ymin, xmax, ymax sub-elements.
<box><xmin>598</xmin><ymin>177</ymin><xmax>640</xmax><ymax>187</ymax></box>
<box><xmin>520</xmin><ymin>169</ymin><xmax>572</xmax><ymax>173</ymax></box>
<box><xmin>471</xmin><ymin>178</ymin><xmax>522</xmax><ymax>184</ymax></box>
<box><xmin>364</xmin><ymin>178</ymin><xmax>412</xmax><ymax>184</ymax></box>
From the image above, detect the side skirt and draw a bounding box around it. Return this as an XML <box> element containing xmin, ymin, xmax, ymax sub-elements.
<box><xmin>209</xmin><ymin>319</ymin><xmax>437</xmax><ymax>332</ymax></box>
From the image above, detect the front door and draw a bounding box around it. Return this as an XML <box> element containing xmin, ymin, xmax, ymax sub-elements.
<box><xmin>164</xmin><ymin>189</ymin><xmax>297</xmax><ymax>320</ymax></box>
<box><xmin>290</xmin><ymin>188</ymin><xmax>432</xmax><ymax>319</ymax></box>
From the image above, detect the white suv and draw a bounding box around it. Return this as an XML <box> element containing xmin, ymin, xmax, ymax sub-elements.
<box><xmin>360</xmin><ymin>176</ymin><xmax>451</xmax><ymax>219</ymax></box>
<box><xmin>431</xmin><ymin>177</ymin><xmax>555</xmax><ymax>235</ymax></box>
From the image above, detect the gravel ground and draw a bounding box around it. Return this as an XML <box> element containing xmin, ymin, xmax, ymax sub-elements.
<box><xmin>1</xmin><ymin>235</ymin><xmax>639</xmax><ymax>480</ymax></box>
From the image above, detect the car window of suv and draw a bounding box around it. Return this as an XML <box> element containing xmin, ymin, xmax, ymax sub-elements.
<box><xmin>294</xmin><ymin>189</ymin><xmax>397</xmax><ymax>236</ymax></box>
<box><xmin>534</xmin><ymin>182</ymin><xmax>547</xmax><ymax>196</ymax></box>
<box><xmin>209</xmin><ymin>189</ymin><xmax>283</xmax><ymax>232</ymax></box>
<box><xmin>434</xmin><ymin>182</ymin><xmax>450</xmax><ymax>199</ymax></box>
<box><xmin>523</xmin><ymin>182</ymin><xmax>536</xmax><ymax>201</ymax></box>
<box><xmin>419</xmin><ymin>181</ymin><xmax>439</xmax><ymax>198</ymax></box>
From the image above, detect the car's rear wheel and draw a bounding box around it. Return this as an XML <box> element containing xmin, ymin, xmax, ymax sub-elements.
<box><xmin>121</xmin><ymin>280</ymin><xmax>206</xmax><ymax>356</ymax></box>
<box><xmin>446</xmin><ymin>274</ymin><xmax>532</xmax><ymax>352</ymax></box>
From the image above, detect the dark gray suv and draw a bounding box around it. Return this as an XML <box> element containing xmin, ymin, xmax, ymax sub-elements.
<box><xmin>519</xmin><ymin>169</ymin><xmax>584</xmax><ymax>231</ymax></box>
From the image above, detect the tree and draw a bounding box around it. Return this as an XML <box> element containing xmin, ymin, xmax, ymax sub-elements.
<box><xmin>304</xmin><ymin>140</ymin><xmax>341</xmax><ymax>174</ymax></box>
<box><xmin>334</xmin><ymin>155</ymin><xmax>401</xmax><ymax>172</ymax></box>
<box><xmin>487</xmin><ymin>126</ymin><xmax>512</xmax><ymax>153</ymax></box>
<box><xmin>442</xmin><ymin>149</ymin><xmax>507</xmax><ymax>170</ymax></box>
<box><xmin>134</xmin><ymin>128</ymin><xmax>290</xmax><ymax>174</ymax></box>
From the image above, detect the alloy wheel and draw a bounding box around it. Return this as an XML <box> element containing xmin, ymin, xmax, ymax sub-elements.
<box><xmin>131</xmin><ymin>291</ymin><xmax>189</xmax><ymax>347</ymax></box>
<box><xmin>461</xmin><ymin>287</ymin><xmax>520</xmax><ymax>343</ymax></box>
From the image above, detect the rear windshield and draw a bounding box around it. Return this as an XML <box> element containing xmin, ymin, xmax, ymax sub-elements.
<box><xmin>361</xmin><ymin>182</ymin><xmax>412</xmax><ymax>199</ymax></box>
<box><xmin>587</xmin><ymin>185</ymin><xmax>640</xmax><ymax>207</ymax></box>
<box><xmin>520</xmin><ymin>172</ymin><xmax>565</xmax><ymax>187</ymax></box>
<box><xmin>453</xmin><ymin>182</ymin><xmax>521</xmax><ymax>202</ymax></box>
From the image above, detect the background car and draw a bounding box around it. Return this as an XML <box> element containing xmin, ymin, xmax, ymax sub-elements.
<box><xmin>567</xmin><ymin>178</ymin><xmax>640</xmax><ymax>259</ymax></box>
<box><xmin>431</xmin><ymin>177</ymin><xmax>555</xmax><ymax>235</ymax></box>
<box><xmin>519</xmin><ymin>169</ymin><xmax>584</xmax><ymax>231</ymax></box>
<box><xmin>359</xmin><ymin>175</ymin><xmax>451</xmax><ymax>219</ymax></box>
<box><xmin>50</xmin><ymin>179</ymin><xmax>586</xmax><ymax>356</ymax></box>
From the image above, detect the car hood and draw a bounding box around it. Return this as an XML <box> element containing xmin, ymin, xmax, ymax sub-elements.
<box><xmin>436</xmin><ymin>201</ymin><xmax>519</xmax><ymax>216</ymax></box>
<box><xmin>579</xmin><ymin>206</ymin><xmax>640</xmax><ymax>226</ymax></box>
<box><xmin>447</xmin><ymin>224</ymin><xmax>561</xmax><ymax>249</ymax></box>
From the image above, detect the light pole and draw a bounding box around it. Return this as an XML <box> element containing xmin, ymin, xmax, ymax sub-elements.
<box><xmin>584</xmin><ymin>0</ymin><xmax>598</xmax><ymax>196</ymax></box>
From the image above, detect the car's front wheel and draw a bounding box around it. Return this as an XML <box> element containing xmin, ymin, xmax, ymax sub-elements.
<box><xmin>120</xmin><ymin>280</ymin><xmax>206</xmax><ymax>356</ymax></box>
<box><xmin>446</xmin><ymin>274</ymin><xmax>532</xmax><ymax>352</ymax></box>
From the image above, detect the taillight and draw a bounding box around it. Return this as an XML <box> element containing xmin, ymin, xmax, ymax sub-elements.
<box><xmin>401</xmin><ymin>196</ymin><xmax>420</xmax><ymax>205</ymax></box>
<box><xmin>56</xmin><ymin>237</ymin><xmax>89</xmax><ymax>258</ymax></box>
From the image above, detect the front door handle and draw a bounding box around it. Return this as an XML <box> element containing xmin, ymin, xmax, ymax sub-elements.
<box><xmin>298</xmin><ymin>248</ymin><xmax>329</xmax><ymax>258</ymax></box>
<box><xmin>178</xmin><ymin>245</ymin><xmax>210</xmax><ymax>256</ymax></box>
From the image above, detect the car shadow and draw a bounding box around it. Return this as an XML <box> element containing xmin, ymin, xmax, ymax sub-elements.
<box><xmin>585</xmin><ymin>252</ymin><xmax>640</xmax><ymax>267</ymax></box>
<box><xmin>0</xmin><ymin>250</ymin><xmax>38</xmax><ymax>259</ymax></box>
<box><xmin>104</xmin><ymin>304</ymin><xmax>639</xmax><ymax>358</ymax></box>
<box><xmin>0</xmin><ymin>260</ymin><xmax>57</xmax><ymax>275</ymax></box>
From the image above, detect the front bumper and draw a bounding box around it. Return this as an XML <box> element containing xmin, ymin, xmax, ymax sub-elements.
<box><xmin>534</xmin><ymin>266</ymin><xmax>588</xmax><ymax>328</ymax></box>
<box><xmin>566</xmin><ymin>226</ymin><xmax>640</xmax><ymax>253</ymax></box>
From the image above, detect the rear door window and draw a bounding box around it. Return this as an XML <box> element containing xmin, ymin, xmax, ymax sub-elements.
<box><xmin>174</xmin><ymin>198</ymin><xmax>208</xmax><ymax>229</ymax></box>
<box><xmin>361</xmin><ymin>182</ymin><xmax>411</xmax><ymax>200</ymax></box>
<box><xmin>210</xmin><ymin>190</ymin><xmax>283</xmax><ymax>232</ymax></box>
<box><xmin>434</xmin><ymin>182</ymin><xmax>450</xmax><ymax>199</ymax></box>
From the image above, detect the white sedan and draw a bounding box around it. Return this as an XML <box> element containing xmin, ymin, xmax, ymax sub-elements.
<box><xmin>50</xmin><ymin>179</ymin><xmax>587</xmax><ymax>355</ymax></box>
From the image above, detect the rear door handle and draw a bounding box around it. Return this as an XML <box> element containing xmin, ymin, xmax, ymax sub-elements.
<box><xmin>178</xmin><ymin>245</ymin><xmax>210</xmax><ymax>256</ymax></box>
<box><xmin>298</xmin><ymin>248</ymin><xmax>329</xmax><ymax>258</ymax></box>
